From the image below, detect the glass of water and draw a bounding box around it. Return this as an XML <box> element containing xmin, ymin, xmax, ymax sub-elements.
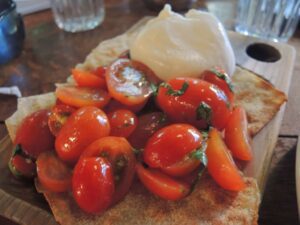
<box><xmin>50</xmin><ymin>0</ymin><xmax>105</xmax><ymax>33</ymax></box>
<box><xmin>235</xmin><ymin>0</ymin><xmax>300</xmax><ymax>42</ymax></box>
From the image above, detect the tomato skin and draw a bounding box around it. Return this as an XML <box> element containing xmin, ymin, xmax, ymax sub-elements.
<box><xmin>201</xmin><ymin>67</ymin><xmax>234</xmax><ymax>105</ymax></box>
<box><xmin>55</xmin><ymin>86</ymin><xmax>110</xmax><ymax>108</ymax></box>
<box><xmin>161</xmin><ymin>157</ymin><xmax>200</xmax><ymax>177</ymax></box>
<box><xmin>55</xmin><ymin>106</ymin><xmax>110</xmax><ymax>164</ymax></box>
<box><xmin>36</xmin><ymin>151</ymin><xmax>72</xmax><ymax>192</ymax></box>
<box><xmin>136</xmin><ymin>163</ymin><xmax>190</xmax><ymax>200</ymax></box>
<box><xmin>128</xmin><ymin>112</ymin><xmax>168</xmax><ymax>149</ymax></box>
<box><xmin>73</xmin><ymin>157</ymin><xmax>115</xmax><ymax>214</ymax></box>
<box><xmin>206</xmin><ymin>128</ymin><xmax>246</xmax><ymax>191</ymax></box>
<box><xmin>157</xmin><ymin>78</ymin><xmax>231</xmax><ymax>130</ymax></box>
<box><xmin>143</xmin><ymin>124</ymin><xmax>202</xmax><ymax>168</ymax></box>
<box><xmin>14</xmin><ymin>109</ymin><xmax>55</xmax><ymax>159</ymax></box>
<box><xmin>72</xmin><ymin>69</ymin><xmax>106</xmax><ymax>89</ymax></box>
<box><xmin>105</xmin><ymin>58</ymin><xmax>158</xmax><ymax>106</ymax></box>
<box><xmin>107</xmin><ymin>109</ymin><xmax>138</xmax><ymax>138</ymax></box>
<box><xmin>48</xmin><ymin>104</ymin><xmax>76</xmax><ymax>136</ymax></box>
<box><xmin>93</xmin><ymin>66</ymin><xmax>107</xmax><ymax>78</ymax></box>
<box><xmin>81</xmin><ymin>136</ymin><xmax>136</xmax><ymax>204</ymax></box>
<box><xmin>224</xmin><ymin>107</ymin><xmax>252</xmax><ymax>161</ymax></box>
<box><xmin>105</xmin><ymin>99</ymin><xmax>146</xmax><ymax>114</ymax></box>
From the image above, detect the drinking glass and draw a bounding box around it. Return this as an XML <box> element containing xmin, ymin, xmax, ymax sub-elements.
<box><xmin>50</xmin><ymin>0</ymin><xmax>105</xmax><ymax>33</ymax></box>
<box><xmin>235</xmin><ymin>0</ymin><xmax>300</xmax><ymax>42</ymax></box>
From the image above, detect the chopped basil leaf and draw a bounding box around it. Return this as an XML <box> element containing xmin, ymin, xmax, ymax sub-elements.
<box><xmin>150</xmin><ymin>82</ymin><xmax>158</xmax><ymax>96</ymax></box>
<box><xmin>160</xmin><ymin>81</ymin><xmax>189</xmax><ymax>96</ymax></box>
<box><xmin>211</xmin><ymin>68</ymin><xmax>234</xmax><ymax>92</ymax></box>
<box><xmin>190</xmin><ymin>143</ymin><xmax>208</xmax><ymax>167</ymax></box>
<box><xmin>201</xmin><ymin>131</ymin><xmax>209</xmax><ymax>140</ymax></box>
<box><xmin>196</xmin><ymin>102</ymin><xmax>212</xmax><ymax>124</ymax></box>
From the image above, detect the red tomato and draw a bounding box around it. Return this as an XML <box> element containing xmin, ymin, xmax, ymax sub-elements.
<box><xmin>206</xmin><ymin>128</ymin><xmax>246</xmax><ymax>191</ymax></box>
<box><xmin>93</xmin><ymin>66</ymin><xmax>107</xmax><ymax>78</ymax></box>
<box><xmin>107</xmin><ymin>109</ymin><xmax>138</xmax><ymax>138</ymax></box>
<box><xmin>157</xmin><ymin>78</ymin><xmax>231</xmax><ymax>130</ymax></box>
<box><xmin>225</xmin><ymin>107</ymin><xmax>252</xmax><ymax>161</ymax></box>
<box><xmin>48</xmin><ymin>104</ymin><xmax>76</xmax><ymax>136</ymax></box>
<box><xmin>201</xmin><ymin>67</ymin><xmax>235</xmax><ymax>105</ymax></box>
<box><xmin>55</xmin><ymin>86</ymin><xmax>110</xmax><ymax>108</ymax></box>
<box><xmin>128</xmin><ymin>112</ymin><xmax>168</xmax><ymax>149</ymax></box>
<box><xmin>36</xmin><ymin>151</ymin><xmax>72</xmax><ymax>192</ymax></box>
<box><xmin>143</xmin><ymin>124</ymin><xmax>202</xmax><ymax>168</ymax></box>
<box><xmin>161</xmin><ymin>157</ymin><xmax>200</xmax><ymax>177</ymax></box>
<box><xmin>8</xmin><ymin>154</ymin><xmax>36</xmax><ymax>179</ymax></box>
<box><xmin>105</xmin><ymin>99</ymin><xmax>146</xmax><ymax>113</ymax></box>
<box><xmin>72</xmin><ymin>69</ymin><xmax>106</xmax><ymax>88</ymax></box>
<box><xmin>14</xmin><ymin>109</ymin><xmax>55</xmax><ymax>159</ymax></box>
<box><xmin>73</xmin><ymin>157</ymin><xmax>115</xmax><ymax>214</ymax></box>
<box><xmin>81</xmin><ymin>136</ymin><xmax>136</xmax><ymax>204</ymax></box>
<box><xmin>136</xmin><ymin>163</ymin><xmax>190</xmax><ymax>200</ymax></box>
<box><xmin>105</xmin><ymin>58</ymin><xmax>159</xmax><ymax>106</ymax></box>
<box><xmin>55</xmin><ymin>106</ymin><xmax>110</xmax><ymax>164</ymax></box>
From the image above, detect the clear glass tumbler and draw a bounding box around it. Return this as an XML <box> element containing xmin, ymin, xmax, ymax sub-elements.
<box><xmin>50</xmin><ymin>0</ymin><xmax>105</xmax><ymax>33</ymax></box>
<box><xmin>235</xmin><ymin>0</ymin><xmax>300</xmax><ymax>42</ymax></box>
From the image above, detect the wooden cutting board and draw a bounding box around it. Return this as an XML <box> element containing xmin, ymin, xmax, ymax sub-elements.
<box><xmin>0</xmin><ymin>18</ymin><xmax>295</xmax><ymax>225</ymax></box>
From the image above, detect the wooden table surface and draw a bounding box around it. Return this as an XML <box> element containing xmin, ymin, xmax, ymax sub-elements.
<box><xmin>0</xmin><ymin>1</ymin><xmax>300</xmax><ymax>224</ymax></box>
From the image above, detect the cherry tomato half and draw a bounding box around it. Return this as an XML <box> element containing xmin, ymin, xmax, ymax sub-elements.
<box><xmin>107</xmin><ymin>109</ymin><xmax>138</xmax><ymax>138</ymax></box>
<box><xmin>225</xmin><ymin>107</ymin><xmax>252</xmax><ymax>161</ymax></box>
<box><xmin>14</xmin><ymin>109</ymin><xmax>55</xmax><ymax>159</ymax></box>
<box><xmin>157</xmin><ymin>78</ymin><xmax>232</xmax><ymax>130</ymax></box>
<box><xmin>48</xmin><ymin>104</ymin><xmax>76</xmax><ymax>136</ymax></box>
<box><xmin>55</xmin><ymin>86</ymin><xmax>110</xmax><ymax>108</ymax></box>
<box><xmin>136</xmin><ymin>163</ymin><xmax>190</xmax><ymax>200</ymax></box>
<box><xmin>201</xmin><ymin>67</ymin><xmax>235</xmax><ymax>105</ymax></box>
<box><xmin>105</xmin><ymin>58</ymin><xmax>158</xmax><ymax>106</ymax></box>
<box><xmin>36</xmin><ymin>151</ymin><xmax>72</xmax><ymax>192</ymax></box>
<box><xmin>128</xmin><ymin>112</ymin><xmax>168</xmax><ymax>149</ymax></box>
<box><xmin>105</xmin><ymin>99</ymin><xmax>146</xmax><ymax>114</ymax></box>
<box><xmin>161</xmin><ymin>157</ymin><xmax>200</xmax><ymax>177</ymax></box>
<box><xmin>73</xmin><ymin>157</ymin><xmax>115</xmax><ymax>214</ymax></box>
<box><xmin>72</xmin><ymin>69</ymin><xmax>106</xmax><ymax>89</ymax></box>
<box><xmin>81</xmin><ymin>137</ymin><xmax>136</xmax><ymax>205</ymax></box>
<box><xmin>143</xmin><ymin>124</ymin><xmax>202</xmax><ymax>168</ymax></box>
<box><xmin>55</xmin><ymin>106</ymin><xmax>110</xmax><ymax>164</ymax></box>
<box><xmin>9</xmin><ymin>154</ymin><xmax>36</xmax><ymax>179</ymax></box>
<box><xmin>206</xmin><ymin>128</ymin><xmax>246</xmax><ymax>191</ymax></box>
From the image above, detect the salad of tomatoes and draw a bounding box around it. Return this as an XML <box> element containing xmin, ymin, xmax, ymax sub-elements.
<box><xmin>10</xmin><ymin>55</ymin><xmax>253</xmax><ymax>214</ymax></box>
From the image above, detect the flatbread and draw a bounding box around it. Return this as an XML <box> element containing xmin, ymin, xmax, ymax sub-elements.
<box><xmin>232</xmin><ymin>67</ymin><xmax>287</xmax><ymax>136</ymax></box>
<box><xmin>37</xmin><ymin>174</ymin><xmax>259</xmax><ymax>225</ymax></box>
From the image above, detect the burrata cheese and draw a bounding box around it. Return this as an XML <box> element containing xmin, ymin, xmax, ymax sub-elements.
<box><xmin>129</xmin><ymin>5</ymin><xmax>235</xmax><ymax>81</ymax></box>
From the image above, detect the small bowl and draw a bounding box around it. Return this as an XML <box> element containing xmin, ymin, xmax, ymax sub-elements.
<box><xmin>0</xmin><ymin>0</ymin><xmax>25</xmax><ymax>65</ymax></box>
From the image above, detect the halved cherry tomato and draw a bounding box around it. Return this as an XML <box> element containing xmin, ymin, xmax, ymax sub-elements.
<box><xmin>201</xmin><ymin>67</ymin><xmax>235</xmax><ymax>105</ymax></box>
<box><xmin>80</xmin><ymin>137</ymin><xmax>136</xmax><ymax>205</ymax></box>
<box><xmin>128</xmin><ymin>112</ymin><xmax>168</xmax><ymax>149</ymax></box>
<box><xmin>14</xmin><ymin>109</ymin><xmax>55</xmax><ymax>159</ymax></box>
<box><xmin>48</xmin><ymin>104</ymin><xmax>76</xmax><ymax>136</ymax></box>
<box><xmin>73</xmin><ymin>157</ymin><xmax>115</xmax><ymax>214</ymax></box>
<box><xmin>36</xmin><ymin>151</ymin><xmax>72</xmax><ymax>192</ymax></box>
<box><xmin>9</xmin><ymin>154</ymin><xmax>36</xmax><ymax>179</ymax></box>
<box><xmin>143</xmin><ymin>124</ymin><xmax>202</xmax><ymax>168</ymax></box>
<box><xmin>224</xmin><ymin>107</ymin><xmax>252</xmax><ymax>161</ymax></box>
<box><xmin>107</xmin><ymin>109</ymin><xmax>138</xmax><ymax>138</ymax></box>
<box><xmin>157</xmin><ymin>78</ymin><xmax>232</xmax><ymax>130</ymax></box>
<box><xmin>55</xmin><ymin>86</ymin><xmax>110</xmax><ymax>108</ymax></box>
<box><xmin>105</xmin><ymin>58</ymin><xmax>159</xmax><ymax>106</ymax></box>
<box><xmin>55</xmin><ymin>106</ymin><xmax>110</xmax><ymax>164</ymax></box>
<box><xmin>161</xmin><ymin>157</ymin><xmax>200</xmax><ymax>177</ymax></box>
<box><xmin>72</xmin><ymin>69</ymin><xmax>106</xmax><ymax>88</ymax></box>
<box><xmin>105</xmin><ymin>99</ymin><xmax>146</xmax><ymax>113</ymax></box>
<box><xmin>206</xmin><ymin>128</ymin><xmax>246</xmax><ymax>191</ymax></box>
<box><xmin>136</xmin><ymin>163</ymin><xmax>190</xmax><ymax>200</ymax></box>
